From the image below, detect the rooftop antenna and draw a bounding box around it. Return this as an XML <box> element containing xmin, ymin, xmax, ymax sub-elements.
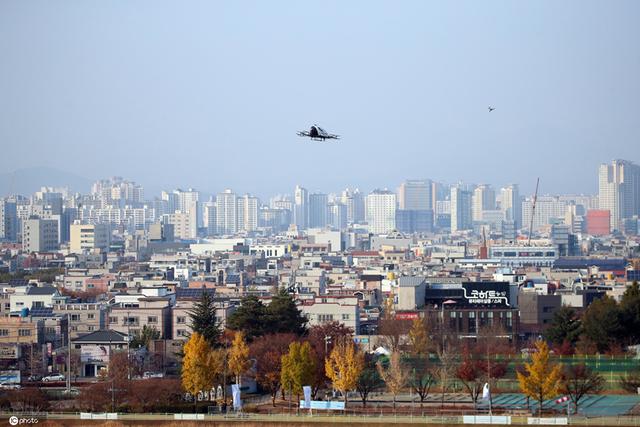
<box><xmin>528</xmin><ymin>178</ymin><xmax>540</xmax><ymax>246</ymax></box>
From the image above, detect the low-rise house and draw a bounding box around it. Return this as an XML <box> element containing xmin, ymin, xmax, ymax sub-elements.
<box><xmin>9</xmin><ymin>285</ymin><xmax>64</xmax><ymax>312</ymax></box>
<box><xmin>52</xmin><ymin>303</ymin><xmax>107</xmax><ymax>338</ymax></box>
<box><xmin>71</xmin><ymin>329</ymin><xmax>128</xmax><ymax>377</ymax></box>
<box><xmin>296</xmin><ymin>294</ymin><xmax>360</xmax><ymax>333</ymax></box>
<box><xmin>108</xmin><ymin>293</ymin><xmax>172</xmax><ymax>339</ymax></box>
<box><xmin>0</xmin><ymin>316</ymin><xmax>44</xmax><ymax>345</ymax></box>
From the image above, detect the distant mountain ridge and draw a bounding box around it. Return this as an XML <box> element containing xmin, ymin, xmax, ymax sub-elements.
<box><xmin>0</xmin><ymin>167</ymin><xmax>93</xmax><ymax>197</ymax></box>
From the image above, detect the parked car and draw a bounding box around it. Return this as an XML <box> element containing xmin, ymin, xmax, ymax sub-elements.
<box><xmin>143</xmin><ymin>371</ymin><xmax>164</xmax><ymax>379</ymax></box>
<box><xmin>0</xmin><ymin>382</ymin><xmax>21</xmax><ymax>390</ymax></box>
<box><xmin>27</xmin><ymin>375</ymin><xmax>41</xmax><ymax>382</ymax></box>
<box><xmin>42</xmin><ymin>373</ymin><xmax>65</xmax><ymax>382</ymax></box>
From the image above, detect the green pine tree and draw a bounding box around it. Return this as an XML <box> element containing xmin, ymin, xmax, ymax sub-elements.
<box><xmin>226</xmin><ymin>295</ymin><xmax>269</xmax><ymax>340</ymax></box>
<box><xmin>267</xmin><ymin>288</ymin><xmax>307</xmax><ymax>335</ymax></box>
<box><xmin>188</xmin><ymin>291</ymin><xmax>221</xmax><ymax>347</ymax></box>
<box><xmin>544</xmin><ymin>306</ymin><xmax>582</xmax><ymax>346</ymax></box>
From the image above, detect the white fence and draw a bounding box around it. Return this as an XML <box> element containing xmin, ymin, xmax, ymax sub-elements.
<box><xmin>527</xmin><ymin>418</ymin><xmax>568</xmax><ymax>425</ymax></box>
<box><xmin>79</xmin><ymin>412</ymin><xmax>118</xmax><ymax>420</ymax></box>
<box><xmin>463</xmin><ymin>415</ymin><xmax>512</xmax><ymax>424</ymax></box>
<box><xmin>174</xmin><ymin>413</ymin><xmax>205</xmax><ymax>420</ymax></box>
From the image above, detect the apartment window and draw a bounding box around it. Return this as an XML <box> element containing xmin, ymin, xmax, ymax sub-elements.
<box><xmin>0</xmin><ymin>329</ymin><xmax>8</xmax><ymax>337</ymax></box>
<box><xmin>177</xmin><ymin>316</ymin><xmax>186</xmax><ymax>324</ymax></box>
<box><xmin>70</xmin><ymin>314</ymin><xmax>81</xmax><ymax>322</ymax></box>
<box><xmin>87</xmin><ymin>313</ymin><xmax>95</xmax><ymax>320</ymax></box>
<box><xmin>4</xmin><ymin>304</ymin><xmax>9</xmax><ymax>310</ymax></box>
<box><xmin>109</xmin><ymin>316</ymin><xmax>118</xmax><ymax>324</ymax></box>
<box><xmin>147</xmin><ymin>316</ymin><xmax>158</xmax><ymax>324</ymax></box>
<box><xmin>342</xmin><ymin>314</ymin><xmax>350</xmax><ymax>321</ymax></box>
<box><xmin>318</xmin><ymin>314</ymin><xmax>334</xmax><ymax>322</ymax></box>
<box><xmin>33</xmin><ymin>301</ymin><xmax>44</xmax><ymax>308</ymax></box>
<box><xmin>177</xmin><ymin>329</ymin><xmax>188</xmax><ymax>337</ymax></box>
<box><xmin>45</xmin><ymin>327</ymin><xmax>56</xmax><ymax>335</ymax></box>
<box><xmin>124</xmin><ymin>317</ymin><xmax>139</xmax><ymax>326</ymax></box>
<box><xmin>468</xmin><ymin>312</ymin><xmax>477</xmax><ymax>334</ymax></box>
<box><xmin>88</xmin><ymin>326</ymin><xmax>95</xmax><ymax>331</ymax></box>
<box><xmin>18</xmin><ymin>329</ymin><xmax>31</xmax><ymax>337</ymax></box>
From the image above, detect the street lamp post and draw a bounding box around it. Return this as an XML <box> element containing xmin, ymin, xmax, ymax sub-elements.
<box><xmin>324</xmin><ymin>335</ymin><xmax>332</xmax><ymax>356</ymax></box>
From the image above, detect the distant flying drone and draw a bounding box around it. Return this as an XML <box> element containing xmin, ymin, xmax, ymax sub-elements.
<box><xmin>297</xmin><ymin>124</ymin><xmax>340</xmax><ymax>141</ymax></box>
<box><xmin>488</xmin><ymin>106</ymin><xmax>495</xmax><ymax>112</ymax></box>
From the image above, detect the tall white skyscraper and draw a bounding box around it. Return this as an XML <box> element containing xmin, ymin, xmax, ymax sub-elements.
<box><xmin>398</xmin><ymin>179</ymin><xmax>432</xmax><ymax>210</ymax></box>
<box><xmin>501</xmin><ymin>184</ymin><xmax>521</xmax><ymax>229</ymax></box>
<box><xmin>294</xmin><ymin>185</ymin><xmax>309</xmax><ymax>230</ymax></box>
<box><xmin>365</xmin><ymin>190</ymin><xmax>396</xmax><ymax>234</ymax></box>
<box><xmin>472</xmin><ymin>184</ymin><xmax>496</xmax><ymax>222</ymax></box>
<box><xmin>599</xmin><ymin>160</ymin><xmax>640</xmax><ymax>231</ymax></box>
<box><xmin>237</xmin><ymin>194</ymin><xmax>259</xmax><ymax>232</ymax></box>
<box><xmin>309</xmin><ymin>193</ymin><xmax>328</xmax><ymax>228</ymax></box>
<box><xmin>450</xmin><ymin>186</ymin><xmax>472</xmax><ymax>232</ymax></box>
<box><xmin>216</xmin><ymin>189</ymin><xmax>237</xmax><ymax>235</ymax></box>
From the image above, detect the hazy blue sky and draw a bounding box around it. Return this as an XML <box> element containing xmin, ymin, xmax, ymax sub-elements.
<box><xmin>1</xmin><ymin>1</ymin><xmax>639</xmax><ymax>199</ymax></box>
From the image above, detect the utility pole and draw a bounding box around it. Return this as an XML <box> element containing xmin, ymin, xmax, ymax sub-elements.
<box><xmin>109</xmin><ymin>335</ymin><xmax>115</xmax><ymax>412</ymax></box>
<box><xmin>527</xmin><ymin>178</ymin><xmax>540</xmax><ymax>246</ymax></box>
<box><xmin>66</xmin><ymin>314</ymin><xmax>71</xmax><ymax>392</ymax></box>
<box><xmin>126</xmin><ymin>311</ymin><xmax>131</xmax><ymax>380</ymax></box>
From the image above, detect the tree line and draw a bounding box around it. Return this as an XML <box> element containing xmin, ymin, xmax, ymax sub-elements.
<box><xmin>544</xmin><ymin>282</ymin><xmax>640</xmax><ymax>354</ymax></box>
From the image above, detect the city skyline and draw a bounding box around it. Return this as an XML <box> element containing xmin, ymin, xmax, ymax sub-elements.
<box><xmin>2</xmin><ymin>1</ymin><xmax>639</xmax><ymax>197</ymax></box>
<box><xmin>0</xmin><ymin>160</ymin><xmax>630</xmax><ymax>202</ymax></box>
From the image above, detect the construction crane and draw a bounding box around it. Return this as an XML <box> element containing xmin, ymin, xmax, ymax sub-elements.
<box><xmin>527</xmin><ymin>178</ymin><xmax>540</xmax><ymax>246</ymax></box>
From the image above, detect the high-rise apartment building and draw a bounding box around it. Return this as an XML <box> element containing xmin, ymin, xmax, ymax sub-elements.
<box><xmin>22</xmin><ymin>218</ymin><xmax>59</xmax><ymax>252</ymax></box>
<box><xmin>365</xmin><ymin>190</ymin><xmax>396</xmax><ymax>234</ymax></box>
<box><xmin>599</xmin><ymin>160</ymin><xmax>640</xmax><ymax>231</ymax></box>
<box><xmin>294</xmin><ymin>185</ymin><xmax>309</xmax><ymax>230</ymax></box>
<box><xmin>203</xmin><ymin>201</ymin><xmax>217</xmax><ymax>236</ymax></box>
<box><xmin>309</xmin><ymin>193</ymin><xmax>328</xmax><ymax>228</ymax></box>
<box><xmin>450</xmin><ymin>186</ymin><xmax>472</xmax><ymax>232</ymax></box>
<box><xmin>341</xmin><ymin>188</ymin><xmax>365</xmax><ymax>224</ymax></box>
<box><xmin>501</xmin><ymin>184</ymin><xmax>521</xmax><ymax>230</ymax></box>
<box><xmin>328</xmin><ymin>203</ymin><xmax>347</xmax><ymax>230</ymax></box>
<box><xmin>161</xmin><ymin>191</ymin><xmax>178</xmax><ymax>214</ymax></box>
<box><xmin>70</xmin><ymin>223</ymin><xmax>111</xmax><ymax>252</ymax></box>
<box><xmin>0</xmin><ymin>199</ymin><xmax>18</xmax><ymax>241</ymax></box>
<box><xmin>237</xmin><ymin>194</ymin><xmax>258</xmax><ymax>232</ymax></box>
<box><xmin>472</xmin><ymin>184</ymin><xmax>495</xmax><ymax>222</ymax></box>
<box><xmin>216</xmin><ymin>189</ymin><xmax>237</xmax><ymax>235</ymax></box>
<box><xmin>522</xmin><ymin>196</ymin><xmax>568</xmax><ymax>232</ymax></box>
<box><xmin>398</xmin><ymin>180</ymin><xmax>432</xmax><ymax>211</ymax></box>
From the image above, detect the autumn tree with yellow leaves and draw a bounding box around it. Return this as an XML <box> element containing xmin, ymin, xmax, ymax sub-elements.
<box><xmin>517</xmin><ymin>340</ymin><xmax>562</xmax><ymax>416</ymax></box>
<box><xmin>325</xmin><ymin>337</ymin><xmax>364</xmax><ymax>407</ymax></box>
<box><xmin>229</xmin><ymin>331</ymin><xmax>251</xmax><ymax>386</ymax></box>
<box><xmin>281</xmin><ymin>341</ymin><xmax>315</xmax><ymax>406</ymax></box>
<box><xmin>408</xmin><ymin>317</ymin><xmax>430</xmax><ymax>356</ymax></box>
<box><xmin>181</xmin><ymin>332</ymin><xmax>218</xmax><ymax>411</ymax></box>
